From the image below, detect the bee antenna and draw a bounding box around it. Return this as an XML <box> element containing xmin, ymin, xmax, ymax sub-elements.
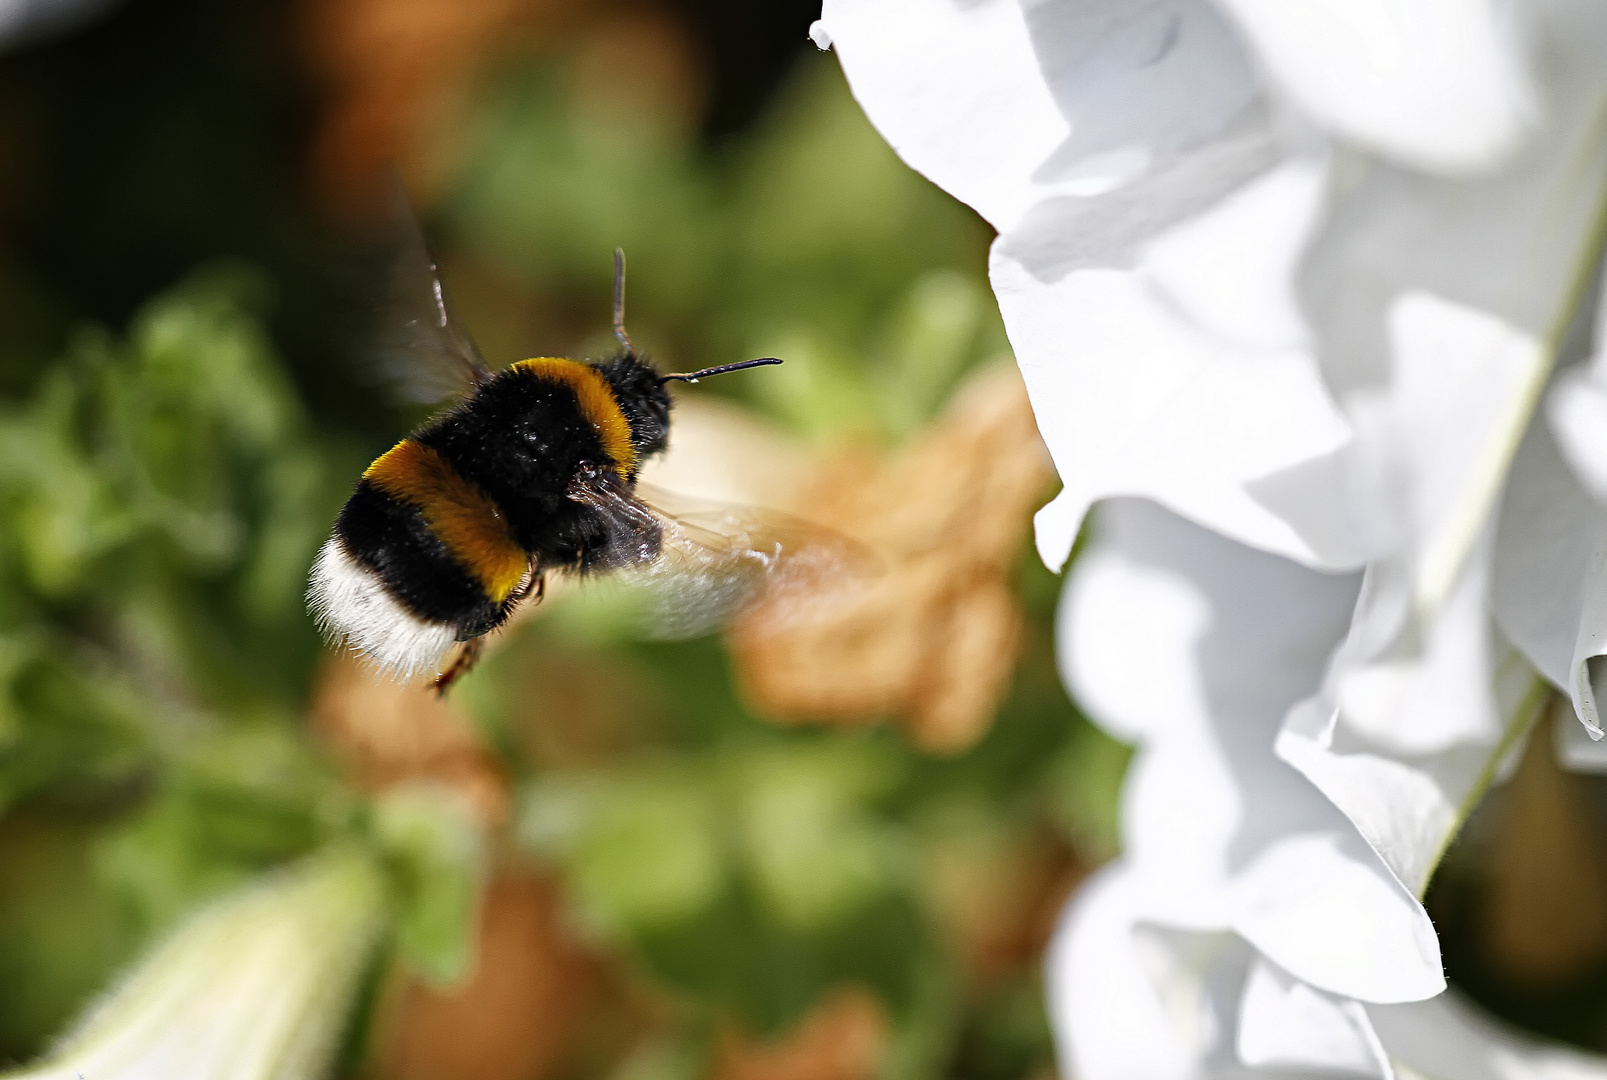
<box><xmin>658</xmin><ymin>358</ymin><xmax>783</xmax><ymax>385</ymax></box>
<box><xmin>612</xmin><ymin>247</ymin><xmax>635</xmax><ymax>355</ymax></box>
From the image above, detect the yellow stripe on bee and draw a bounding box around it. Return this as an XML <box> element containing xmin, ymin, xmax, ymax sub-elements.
<box><xmin>513</xmin><ymin>357</ymin><xmax>637</xmax><ymax>478</ymax></box>
<box><xmin>364</xmin><ymin>440</ymin><xmax>529</xmax><ymax>603</ymax></box>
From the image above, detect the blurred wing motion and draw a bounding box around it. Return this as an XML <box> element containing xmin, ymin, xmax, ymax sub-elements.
<box><xmin>371</xmin><ymin>176</ymin><xmax>493</xmax><ymax>404</ymax></box>
<box><xmin>565</xmin><ymin>474</ymin><xmax>870</xmax><ymax>639</ymax></box>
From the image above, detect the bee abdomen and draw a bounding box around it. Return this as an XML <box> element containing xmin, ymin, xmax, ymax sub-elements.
<box><xmin>308</xmin><ymin>439</ymin><xmax>529</xmax><ymax>677</ymax></box>
<box><xmin>363</xmin><ymin>439</ymin><xmax>529</xmax><ymax>602</ymax></box>
<box><xmin>308</xmin><ymin>535</ymin><xmax>463</xmax><ymax>679</ymax></box>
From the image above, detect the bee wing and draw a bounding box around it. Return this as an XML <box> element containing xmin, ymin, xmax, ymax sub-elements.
<box><xmin>564</xmin><ymin>474</ymin><xmax>868</xmax><ymax>640</ymax></box>
<box><xmin>372</xmin><ymin>176</ymin><xmax>493</xmax><ymax>404</ymax></box>
<box><xmin>563</xmin><ymin>469</ymin><xmax>668</xmax><ymax>571</ymax></box>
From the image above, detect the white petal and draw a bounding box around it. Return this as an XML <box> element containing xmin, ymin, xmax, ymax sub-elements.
<box><xmin>820</xmin><ymin>0</ymin><xmax>1058</xmax><ymax>231</ymax></box>
<box><xmin>1548</xmin><ymin>269</ymin><xmax>1607</xmax><ymax>502</ymax></box>
<box><xmin>1491</xmin><ymin>412</ymin><xmax>1607</xmax><ymax>757</ymax></box>
<box><xmin>1229</xmin><ymin>830</ymin><xmax>1442</xmax><ymax>1003</ymax></box>
<box><xmin>1372</xmin><ymin>991</ymin><xmax>1607</xmax><ymax>1079</ymax></box>
<box><xmin>1267</xmin><ymin>150</ymin><xmax>1607</xmax><ymax>868</ymax></box>
<box><xmin>1118</xmin><ymin>733</ymin><xmax>1274</xmax><ymax>930</ymax></box>
<box><xmin>837</xmin><ymin>0</ymin><xmax>1607</xmax><ymax>582</ymax></box>
<box><xmin>1532</xmin><ymin>316</ymin><xmax>1607</xmax><ymax>747</ymax></box>
<box><xmin>1046</xmin><ymin>866</ymin><xmax>1237</xmax><ymax>1080</ymax></box>
<box><xmin>13</xmin><ymin>852</ymin><xmax>386</xmax><ymax>1080</ymax></box>
<box><xmin>1030</xmin><ymin>18</ymin><xmax>1607</xmax><ymax>571</ymax></box>
<box><xmin>1333</xmin><ymin>522</ymin><xmax>1505</xmax><ymax>756</ymax></box>
<box><xmin>1063</xmin><ymin>501</ymin><xmax>1444</xmax><ymax>1002</ymax></box>
<box><xmin>1533</xmin><ymin>384</ymin><xmax>1607</xmax><ymax>743</ymax></box>
<box><xmin>1285</xmin><ymin>11</ymin><xmax>1607</xmax><ymax>596</ymax></box>
<box><xmin>1566</xmin><ymin>542</ymin><xmax>1607</xmax><ymax>740</ymax></box>
<box><xmin>822</xmin><ymin>0</ymin><xmax>1261</xmax><ymax>232</ymax></box>
<box><xmin>1493</xmin><ymin>419</ymin><xmax>1607</xmax><ymax>693</ymax></box>
<box><xmin>1278</xmin><ymin>701</ymin><xmax>1463</xmax><ymax>896</ymax></box>
<box><xmin>1058</xmin><ymin>518</ymin><xmax>1211</xmax><ymax>749</ymax></box>
<box><xmin>1275</xmin><ymin>624</ymin><xmax>1534</xmax><ymax>900</ymax></box>
<box><xmin>1237</xmin><ymin>957</ymin><xmax>1391</xmax><ymax>1077</ymax></box>
<box><xmin>1212</xmin><ymin>0</ymin><xmax>1536</xmax><ymax>171</ymax></box>
<box><xmin>1549</xmin><ymin>369</ymin><xmax>1607</xmax><ymax>504</ymax></box>
<box><xmin>1004</xmin><ymin>160</ymin><xmax>1353</xmax><ymax>570</ymax></box>
<box><xmin>1272</xmin><ymin>573</ymin><xmax>1544</xmax><ymax>902</ymax></box>
<box><xmin>1376</xmin><ymin>294</ymin><xmax>1542</xmax><ymax>612</ymax></box>
<box><xmin>1061</xmin><ymin>497</ymin><xmax>1357</xmax><ymax>746</ymax></box>
<box><xmin>1258</xmin><ymin>292</ymin><xmax>1545</xmax><ymax>623</ymax></box>
<box><xmin>1272</xmin><ymin>271</ymin><xmax>1607</xmax><ymax>890</ymax></box>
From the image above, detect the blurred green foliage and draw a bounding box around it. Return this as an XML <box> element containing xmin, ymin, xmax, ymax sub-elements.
<box><xmin>0</xmin><ymin>265</ymin><xmax>362</xmax><ymax>1053</ymax></box>
<box><xmin>0</xmin><ymin>34</ymin><xmax>1127</xmax><ymax>1080</ymax></box>
<box><xmin>370</xmin><ymin>783</ymin><xmax>488</xmax><ymax>987</ymax></box>
<box><xmin>0</xmin><ymin>265</ymin><xmax>329</xmax><ymax>758</ymax></box>
<box><xmin>442</xmin><ymin>55</ymin><xmax>1009</xmax><ymax>444</ymax></box>
<box><xmin>493</xmin><ymin>555</ymin><xmax>1119</xmax><ymax>1077</ymax></box>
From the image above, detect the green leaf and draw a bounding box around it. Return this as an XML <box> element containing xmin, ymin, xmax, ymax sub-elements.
<box><xmin>369</xmin><ymin>783</ymin><xmax>487</xmax><ymax>987</ymax></box>
<box><xmin>734</xmin><ymin>744</ymin><xmax>905</xmax><ymax>931</ymax></box>
<box><xmin>522</xmin><ymin>769</ymin><xmax>724</xmax><ymax>938</ymax></box>
<box><xmin>94</xmin><ymin>723</ymin><xmax>343</xmax><ymax>936</ymax></box>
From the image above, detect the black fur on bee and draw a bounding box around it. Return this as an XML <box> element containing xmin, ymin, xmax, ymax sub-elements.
<box><xmin>309</xmin><ymin>353</ymin><xmax>672</xmax><ymax>679</ymax></box>
<box><xmin>307</xmin><ymin>216</ymin><xmax>784</xmax><ymax>688</ymax></box>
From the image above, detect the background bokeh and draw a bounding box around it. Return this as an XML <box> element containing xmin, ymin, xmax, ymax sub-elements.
<box><xmin>0</xmin><ymin>2</ymin><xmax>1130</xmax><ymax>1078</ymax></box>
<box><xmin>3</xmin><ymin>1</ymin><xmax>1607</xmax><ymax>1076</ymax></box>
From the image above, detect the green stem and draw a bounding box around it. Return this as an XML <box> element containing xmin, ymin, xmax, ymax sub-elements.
<box><xmin>1421</xmin><ymin>676</ymin><xmax>1555</xmax><ymax>898</ymax></box>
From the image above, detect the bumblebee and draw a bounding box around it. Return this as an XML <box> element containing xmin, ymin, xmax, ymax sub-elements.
<box><xmin>309</xmin><ymin>226</ymin><xmax>782</xmax><ymax>690</ymax></box>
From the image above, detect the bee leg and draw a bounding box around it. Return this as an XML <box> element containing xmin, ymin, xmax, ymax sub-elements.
<box><xmin>432</xmin><ymin>637</ymin><xmax>485</xmax><ymax>697</ymax></box>
<box><xmin>433</xmin><ymin>562</ymin><xmax>543</xmax><ymax>696</ymax></box>
<box><xmin>507</xmin><ymin>561</ymin><xmax>545</xmax><ymax>605</ymax></box>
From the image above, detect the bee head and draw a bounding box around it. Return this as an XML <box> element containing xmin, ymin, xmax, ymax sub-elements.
<box><xmin>595</xmin><ymin>354</ymin><xmax>673</xmax><ymax>460</ymax></box>
<box><xmin>595</xmin><ymin>353</ymin><xmax>785</xmax><ymax>468</ymax></box>
<box><xmin>600</xmin><ymin>251</ymin><xmax>780</xmax><ymax>468</ymax></box>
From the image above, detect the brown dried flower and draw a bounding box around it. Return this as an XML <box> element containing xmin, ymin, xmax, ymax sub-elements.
<box><xmin>370</xmin><ymin>871</ymin><xmax>610</xmax><ymax>1080</ymax></box>
<box><xmin>729</xmin><ymin>364</ymin><xmax>1054</xmax><ymax>754</ymax></box>
<box><xmin>716</xmin><ymin>987</ymin><xmax>887</xmax><ymax>1080</ymax></box>
<box><xmin>298</xmin><ymin>0</ymin><xmax>703</xmax><ymax>219</ymax></box>
<box><xmin>311</xmin><ymin>651</ymin><xmax>509</xmax><ymax>827</ymax></box>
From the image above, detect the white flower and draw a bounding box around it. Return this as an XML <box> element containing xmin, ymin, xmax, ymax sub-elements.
<box><xmin>1050</xmin><ymin>497</ymin><xmax>1554</xmax><ymax>1076</ymax></box>
<box><xmin>1058</xmin><ymin>862</ymin><xmax>1607</xmax><ymax>1080</ymax></box>
<box><xmin>4</xmin><ymin>850</ymin><xmax>386</xmax><ymax>1080</ymax></box>
<box><xmin>819</xmin><ymin>0</ymin><xmax>1607</xmax><ymax>1073</ymax></box>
